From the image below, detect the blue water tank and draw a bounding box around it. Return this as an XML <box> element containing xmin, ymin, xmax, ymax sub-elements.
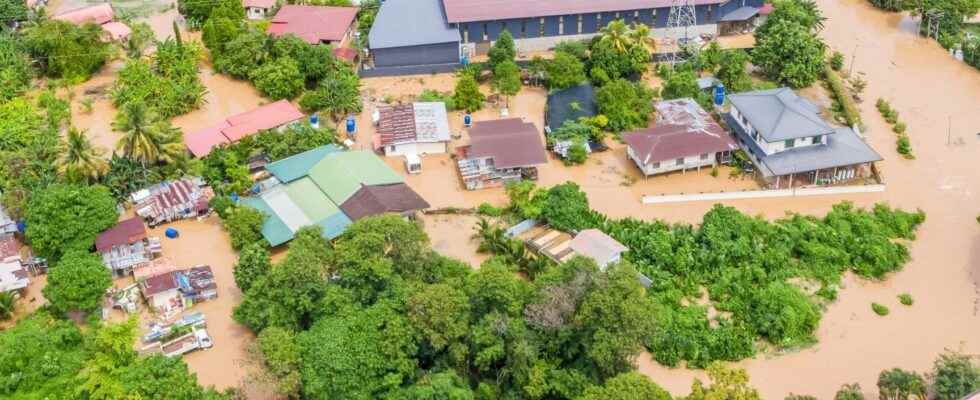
<box><xmin>713</xmin><ymin>83</ymin><xmax>726</xmax><ymax>106</ymax></box>
<box><xmin>251</xmin><ymin>184</ymin><xmax>261</xmax><ymax>194</ymax></box>
<box><xmin>309</xmin><ymin>113</ymin><xmax>319</xmax><ymax>126</ymax></box>
<box><xmin>165</xmin><ymin>228</ymin><xmax>179</xmax><ymax>239</ymax></box>
<box><xmin>346</xmin><ymin>117</ymin><xmax>356</xmax><ymax>135</ymax></box>
<box><xmin>463</xmin><ymin>114</ymin><xmax>472</xmax><ymax>127</ymax></box>
<box><xmin>461</xmin><ymin>55</ymin><xmax>469</xmax><ymax>66</ymax></box>
<box><xmin>230</xmin><ymin>193</ymin><xmax>240</xmax><ymax>202</ymax></box>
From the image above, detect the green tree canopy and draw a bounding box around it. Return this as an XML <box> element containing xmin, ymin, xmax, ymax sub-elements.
<box><xmin>546</xmin><ymin>51</ymin><xmax>587</xmax><ymax>90</ymax></box>
<box><xmin>23</xmin><ymin>20</ymin><xmax>110</xmax><ymax>82</ymax></box>
<box><xmin>298</xmin><ymin>67</ymin><xmax>362</xmax><ymax>116</ymax></box>
<box><xmin>752</xmin><ymin>16</ymin><xmax>826</xmax><ymax>88</ymax></box>
<box><xmin>214</xmin><ymin>29</ymin><xmax>271</xmax><ymax>79</ymax></box>
<box><xmin>234</xmin><ymin>242</ymin><xmax>272</xmax><ymax>292</ymax></box>
<box><xmin>0</xmin><ymin>34</ymin><xmax>32</xmax><ymax>103</ymax></box>
<box><xmin>223</xmin><ymin>205</ymin><xmax>267</xmax><ymax>251</ymax></box>
<box><xmin>578</xmin><ymin>372</ymin><xmax>671</xmax><ymax>400</ymax></box>
<box><xmin>43</xmin><ymin>251</ymin><xmax>113</xmax><ymax>314</ymax></box>
<box><xmin>686</xmin><ymin>363</ymin><xmax>761</xmax><ymax>400</ymax></box>
<box><xmin>878</xmin><ymin>368</ymin><xmax>927</xmax><ymax>400</ymax></box>
<box><xmin>251</xmin><ymin>56</ymin><xmax>305</xmax><ymax>100</ymax></box>
<box><xmin>595</xmin><ymin>79</ymin><xmax>654</xmax><ymax>132</ymax></box>
<box><xmin>487</xmin><ymin>30</ymin><xmax>516</xmax><ymax>70</ymax></box>
<box><xmin>931</xmin><ymin>350</ymin><xmax>980</xmax><ymax>400</ymax></box>
<box><xmin>452</xmin><ymin>73</ymin><xmax>485</xmax><ymax>113</ymax></box>
<box><xmin>25</xmin><ymin>184</ymin><xmax>118</xmax><ymax>262</ymax></box>
<box><xmin>492</xmin><ymin>60</ymin><xmax>522</xmax><ymax>99</ymax></box>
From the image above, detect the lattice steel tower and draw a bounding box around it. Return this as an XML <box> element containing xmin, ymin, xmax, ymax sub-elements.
<box><xmin>666</xmin><ymin>0</ymin><xmax>698</xmax><ymax>66</ymax></box>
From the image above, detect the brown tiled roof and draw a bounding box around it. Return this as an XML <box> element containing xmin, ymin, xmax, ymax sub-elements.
<box><xmin>441</xmin><ymin>0</ymin><xmax>726</xmax><ymax>23</ymax></box>
<box><xmin>142</xmin><ymin>271</ymin><xmax>177</xmax><ymax>297</ymax></box>
<box><xmin>623</xmin><ymin>99</ymin><xmax>737</xmax><ymax>165</ymax></box>
<box><xmin>96</xmin><ymin>217</ymin><xmax>147</xmax><ymax>252</ymax></box>
<box><xmin>377</xmin><ymin>104</ymin><xmax>417</xmax><ymax>146</ymax></box>
<box><xmin>339</xmin><ymin>183</ymin><xmax>430</xmax><ymax>221</ymax></box>
<box><xmin>466</xmin><ymin>118</ymin><xmax>547</xmax><ymax>169</ymax></box>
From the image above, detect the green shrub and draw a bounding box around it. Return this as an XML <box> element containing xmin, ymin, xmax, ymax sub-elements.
<box><xmin>896</xmin><ymin>135</ymin><xmax>914</xmax><ymax>159</ymax></box>
<box><xmin>417</xmin><ymin>89</ymin><xmax>456</xmax><ymax>111</ymax></box>
<box><xmin>876</xmin><ymin>98</ymin><xmax>891</xmax><ymax>113</ymax></box>
<box><xmin>892</xmin><ymin>122</ymin><xmax>907</xmax><ymax>134</ymax></box>
<box><xmin>872</xmin><ymin>302</ymin><xmax>890</xmax><ymax>316</ymax></box>
<box><xmin>823</xmin><ymin>64</ymin><xmax>861</xmax><ymax>127</ymax></box>
<box><xmin>830</xmin><ymin>51</ymin><xmax>845</xmax><ymax>71</ymax></box>
<box><xmin>885</xmin><ymin>109</ymin><xmax>900</xmax><ymax>124</ymax></box>
<box><xmin>898</xmin><ymin>293</ymin><xmax>913</xmax><ymax>306</ymax></box>
<box><xmin>834</xmin><ymin>383</ymin><xmax>865</xmax><ymax>400</ymax></box>
<box><xmin>476</xmin><ymin>202</ymin><xmax>504</xmax><ymax>217</ymax></box>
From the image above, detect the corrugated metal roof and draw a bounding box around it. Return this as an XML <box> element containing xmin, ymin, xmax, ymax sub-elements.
<box><xmin>307</xmin><ymin>150</ymin><xmax>404</xmax><ymax>204</ymax></box>
<box><xmin>53</xmin><ymin>3</ymin><xmax>114</xmax><ymax>25</ymax></box>
<box><xmin>719</xmin><ymin>6</ymin><xmax>759</xmax><ymax>22</ymax></box>
<box><xmin>241</xmin><ymin>197</ymin><xmax>294</xmax><ymax>247</ymax></box>
<box><xmin>339</xmin><ymin>183</ymin><xmax>430</xmax><ymax>221</ymax></box>
<box><xmin>285</xmin><ymin>177</ymin><xmax>342</xmax><ymax>222</ymax></box>
<box><xmin>369</xmin><ymin>0</ymin><xmax>460</xmax><ymax>49</ymax></box>
<box><xmin>569</xmin><ymin>229</ymin><xmax>627</xmax><ymax>266</ymax></box>
<box><xmin>185</xmin><ymin>101</ymin><xmax>304</xmax><ymax>157</ymax></box>
<box><xmin>378</xmin><ymin>102</ymin><xmax>451</xmax><ymax>146</ymax></box>
<box><xmin>266</xmin><ymin>144</ymin><xmax>342</xmax><ymax>183</ymax></box>
<box><xmin>622</xmin><ymin>99</ymin><xmax>737</xmax><ymax>164</ymax></box>
<box><xmin>316</xmin><ymin>212</ymin><xmax>353</xmax><ymax>240</ymax></box>
<box><xmin>267</xmin><ymin>5</ymin><xmax>358</xmax><ymax>44</ymax></box>
<box><xmin>441</xmin><ymin>0</ymin><xmax>726</xmax><ymax>23</ymax></box>
<box><xmin>466</xmin><ymin>118</ymin><xmax>548</xmax><ymax>169</ymax></box>
<box><xmin>728</xmin><ymin>88</ymin><xmax>834</xmax><ymax>142</ymax></box>
<box><xmin>101</xmin><ymin>21</ymin><xmax>131</xmax><ymax>40</ymax></box>
<box><xmin>96</xmin><ymin>217</ymin><xmax>147</xmax><ymax>252</ymax></box>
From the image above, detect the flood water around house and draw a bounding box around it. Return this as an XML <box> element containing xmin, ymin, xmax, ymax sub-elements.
<box><xmin>637</xmin><ymin>1</ymin><xmax>980</xmax><ymax>398</ymax></box>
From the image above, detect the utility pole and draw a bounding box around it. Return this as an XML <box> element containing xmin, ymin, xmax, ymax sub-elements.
<box><xmin>848</xmin><ymin>43</ymin><xmax>858</xmax><ymax>76</ymax></box>
<box><xmin>947</xmin><ymin>115</ymin><xmax>951</xmax><ymax>145</ymax></box>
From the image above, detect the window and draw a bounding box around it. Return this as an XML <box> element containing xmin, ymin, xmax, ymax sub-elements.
<box><xmin>388</xmin><ymin>146</ymin><xmax>395</xmax><ymax>152</ymax></box>
<box><xmin>577</xmin><ymin>14</ymin><xmax>583</xmax><ymax>34</ymax></box>
<box><xmin>463</xmin><ymin>25</ymin><xmax>469</xmax><ymax>42</ymax></box>
<box><xmin>651</xmin><ymin>161</ymin><xmax>660</xmax><ymax>169</ymax></box>
<box><xmin>615</xmin><ymin>12</ymin><xmax>621</xmax><ymax>20</ymax></box>
<box><xmin>539</xmin><ymin>18</ymin><xmax>545</xmax><ymax>36</ymax></box>
<box><xmin>596</xmin><ymin>12</ymin><xmax>602</xmax><ymax>26</ymax></box>
<box><xmin>784</xmin><ymin>139</ymin><xmax>795</xmax><ymax>148</ymax></box>
<box><xmin>813</xmin><ymin>135</ymin><xmax>822</xmax><ymax>144</ymax></box>
<box><xmin>700</xmin><ymin>153</ymin><xmax>709</xmax><ymax>160</ymax></box>
<box><xmin>633</xmin><ymin>10</ymin><xmax>640</xmax><ymax>23</ymax></box>
<box><xmin>521</xmin><ymin>20</ymin><xmax>527</xmax><ymax>38</ymax></box>
<box><xmin>676</xmin><ymin>157</ymin><xmax>685</xmax><ymax>166</ymax></box>
<box><xmin>558</xmin><ymin>16</ymin><xmax>564</xmax><ymax>35</ymax></box>
<box><xmin>482</xmin><ymin>23</ymin><xmax>488</xmax><ymax>41</ymax></box>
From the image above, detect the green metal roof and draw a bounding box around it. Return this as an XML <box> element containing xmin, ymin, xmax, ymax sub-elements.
<box><xmin>240</xmin><ymin>197</ymin><xmax>294</xmax><ymax>247</ymax></box>
<box><xmin>308</xmin><ymin>150</ymin><xmax>404</xmax><ymax>204</ymax></box>
<box><xmin>266</xmin><ymin>144</ymin><xmax>343</xmax><ymax>183</ymax></box>
<box><xmin>285</xmin><ymin>177</ymin><xmax>341</xmax><ymax>222</ymax></box>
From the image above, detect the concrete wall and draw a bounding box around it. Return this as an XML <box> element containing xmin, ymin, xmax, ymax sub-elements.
<box><xmin>384</xmin><ymin>141</ymin><xmax>448</xmax><ymax>157</ymax></box>
<box><xmin>372</xmin><ymin>42</ymin><xmax>460</xmax><ymax>68</ymax></box>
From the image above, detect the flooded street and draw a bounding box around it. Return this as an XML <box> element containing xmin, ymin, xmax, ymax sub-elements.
<box><xmin>638</xmin><ymin>1</ymin><xmax>980</xmax><ymax>398</ymax></box>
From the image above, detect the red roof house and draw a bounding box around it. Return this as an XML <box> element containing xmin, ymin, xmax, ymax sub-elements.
<box><xmin>623</xmin><ymin>99</ymin><xmax>737</xmax><ymax>177</ymax></box>
<box><xmin>96</xmin><ymin>217</ymin><xmax>148</xmax><ymax>253</ymax></box>
<box><xmin>52</xmin><ymin>4</ymin><xmax>131</xmax><ymax>41</ymax></box>
<box><xmin>185</xmin><ymin>100</ymin><xmax>305</xmax><ymax>157</ymax></box>
<box><xmin>267</xmin><ymin>5</ymin><xmax>358</xmax><ymax>46</ymax></box>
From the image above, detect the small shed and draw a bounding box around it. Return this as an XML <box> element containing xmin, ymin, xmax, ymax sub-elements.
<box><xmin>568</xmin><ymin>229</ymin><xmax>628</xmax><ymax>270</ymax></box>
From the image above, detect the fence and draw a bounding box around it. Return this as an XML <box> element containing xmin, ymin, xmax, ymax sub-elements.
<box><xmin>359</xmin><ymin>63</ymin><xmax>462</xmax><ymax>78</ymax></box>
<box><xmin>641</xmin><ymin>184</ymin><xmax>886</xmax><ymax>204</ymax></box>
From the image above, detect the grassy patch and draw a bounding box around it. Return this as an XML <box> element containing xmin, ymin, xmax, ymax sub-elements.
<box><xmin>872</xmin><ymin>302</ymin><xmax>890</xmax><ymax>316</ymax></box>
<box><xmin>898</xmin><ymin>293</ymin><xmax>914</xmax><ymax>306</ymax></box>
<box><xmin>823</xmin><ymin>64</ymin><xmax>862</xmax><ymax>128</ymax></box>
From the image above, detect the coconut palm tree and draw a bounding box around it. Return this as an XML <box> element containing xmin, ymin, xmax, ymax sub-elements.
<box><xmin>628</xmin><ymin>23</ymin><xmax>656</xmax><ymax>53</ymax></box>
<box><xmin>599</xmin><ymin>19</ymin><xmax>632</xmax><ymax>53</ymax></box>
<box><xmin>58</xmin><ymin>127</ymin><xmax>109</xmax><ymax>182</ymax></box>
<box><xmin>113</xmin><ymin>102</ymin><xmax>185</xmax><ymax>166</ymax></box>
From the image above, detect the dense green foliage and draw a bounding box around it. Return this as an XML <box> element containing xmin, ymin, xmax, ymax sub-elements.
<box><xmin>0</xmin><ymin>313</ymin><xmax>226</xmax><ymax>398</ymax></box>
<box><xmin>234</xmin><ymin>243</ymin><xmax>272</xmax><ymax>292</ymax></box>
<box><xmin>0</xmin><ymin>34</ymin><xmax>32</xmax><ymax>103</ymax></box>
<box><xmin>0</xmin><ymin>292</ymin><xmax>13</xmax><ymax>320</ymax></box>
<box><xmin>595</xmin><ymin>79</ymin><xmax>655</xmax><ymax>132</ymax></box>
<box><xmin>878</xmin><ymin>368</ymin><xmax>927</xmax><ymax>400</ymax></box>
<box><xmin>578</xmin><ymin>372</ymin><xmax>671</xmax><ymax>400</ymax></box>
<box><xmin>257</xmin><ymin>327</ymin><xmax>303</xmax><ymax>398</ymax></box>
<box><xmin>487</xmin><ymin>30</ymin><xmax>516</xmax><ymax>70</ymax></box>
<box><xmin>222</xmin><ymin>205</ymin><xmax>267</xmax><ymax>250</ymax></box>
<box><xmin>43</xmin><ymin>251</ymin><xmax>112</xmax><ymax>314</ymax></box>
<box><xmin>0</xmin><ymin>95</ymin><xmax>62</xmax><ymax>218</ymax></box>
<box><xmin>111</xmin><ymin>39</ymin><xmax>207</xmax><ymax>119</ymax></box>
<box><xmin>931</xmin><ymin>350</ymin><xmax>980</xmax><ymax>400</ymax></box>
<box><xmin>686</xmin><ymin>362</ymin><xmax>762</xmax><ymax>400</ymax></box>
<box><xmin>492</xmin><ymin>60</ymin><xmax>522</xmax><ymax>99</ymax></box>
<box><xmin>251</xmin><ymin>56</ymin><xmax>305</xmax><ymax>100</ymax></box>
<box><xmin>547</xmin><ymin>51</ymin><xmax>588</xmax><ymax>90</ymax></box>
<box><xmin>22</xmin><ymin>20</ymin><xmax>111</xmax><ymax>82</ymax></box>
<box><xmin>24</xmin><ymin>184</ymin><xmax>119</xmax><ymax>262</ymax></box>
<box><xmin>178</xmin><ymin>0</ymin><xmax>243</xmax><ymax>26</ymax></box>
<box><xmin>506</xmin><ymin>182</ymin><xmax>925</xmax><ymax>367</ymax></box>
<box><xmin>898</xmin><ymin>293</ymin><xmax>914</xmax><ymax>306</ymax></box>
<box><xmin>752</xmin><ymin>0</ymin><xmax>827</xmax><ymax>88</ymax></box>
<box><xmin>834</xmin><ymin>383</ymin><xmax>866</xmax><ymax>400</ymax></box>
<box><xmin>299</xmin><ymin>66</ymin><xmax>363</xmax><ymax>116</ymax></box>
<box><xmin>587</xmin><ymin>20</ymin><xmax>651</xmax><ymax>85</ymax></box>
<box><xmin>453</xmin><ymin>73</ymin><xmax>486</xmax><ymax>113</ymax></box>
<box><xmin>417</xmin><ymin>89</ymin><xmax>457</xmax><ymax>111</ymax></box>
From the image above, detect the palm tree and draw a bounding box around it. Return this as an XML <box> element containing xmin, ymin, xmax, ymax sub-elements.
<box><xmin>113</xmin><ymin>102</ymin><xmax>185</xmax><ymax>166</ymax></box>
<box><xmin>628</xmin><ymin>23</ymin><xmax>656</xmax><ymax>53</ymax></box>
<box><xmin>0</xmin><ymin>292</ymin><xmax>15</xmax><ymax>321</ymax></box>
<box><xmin>58</xmin><ymin>127</ymin><xmax>109</xmax><ymax>182</ymax></box>
<box><xmin>599</xmin><ymin>19</ymin><xmax>632</xmax><ymax>53</ymax></box>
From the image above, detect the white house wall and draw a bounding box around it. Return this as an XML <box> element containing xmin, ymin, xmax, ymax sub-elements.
<box><xmin>384</xmin><ymin>141</ymin><xmax>448</xmax><ymax>157</ymax></box>
<box><xmin>628</xmin><ymin>146</ymin><xmax>718</xmax><ymax>176</ymax></box>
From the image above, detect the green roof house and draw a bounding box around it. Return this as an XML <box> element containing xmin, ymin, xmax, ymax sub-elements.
<box><xmin>244</xmin><ymin>146</ymin><xmax>429</xmax><ymax>246</ymax></box>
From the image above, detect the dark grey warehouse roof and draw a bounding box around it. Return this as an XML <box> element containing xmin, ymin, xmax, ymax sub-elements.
<box><xmin>719</xmin><ymin>6</ymin><xmax>760</xmax><ymax>22</ymax></box>
<box><xmin>728</xmin><ymin>88</ymin><xmax>835</xmax><ymax>142</ymax></box>
<box><xmin>754</xmin><ymin>127</ymin><xmax>882</xmax><ymax>177</ymax></box>
<box><xmin>369</xmin><ymin>0</ymin><xmax>461</xmax><ymax>49</ymax></box>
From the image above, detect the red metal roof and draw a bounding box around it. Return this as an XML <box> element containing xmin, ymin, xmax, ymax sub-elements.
<box><xmin>441</xmin><ymin>0</ymin><xmax>726</xmax><ymax>23</ymax></box>
<box><xmin>53</xmin><ymin>3</ymin><xmax>114</xmax><ymax>25</ymax></box>
<box><xmin>185</xmin><ymin>100</ymin><xmax>304</xmax><ymax>157</ymax></box>
<box><xmin>759</xmin><ymin>3</ymin><xmax>774</xmax><ymax>15</ymax></box>
<box><xmin>377</xmin><ymin>104</ymin><xmax>417</xmax><ymax>146</ymax></box>
<box><xmin>101</xmin><ymin>21</ymin><xmax>131</xmax><ymax>41</ymax></box>
<box><xmin>267</xmin><ymin>5</ymin><xmax>358</xmax><ymax>44</ymax></box>
<box><xmin>142</xmin><ymin>271</ymin><xmax>177</xmax><ymax>297</ymax></box>
<box><xmin>332</xmin><ymin>47</ymin><xmax>358</xmax><ymax>62</ymax></box>
<box><xmin>623</xmin><ymin>99</ymin><xmax>736</xmax><ymax>165</ymax></box>
<box><xmin>96</xmin><ymin>217</ymin><xmax>148</xmax><ymax>252</ymax></box>
<box><xmin>243</xmin><ymin>0</ymin><xmax>275</xmax><ymax>8</ymax></box>
<box><xmin>466</xmin><ymin>118</ymin><xmax>547</xmax><ymax>169</ymax></box>
<box><xmin>0</xmin><ymin>236</ymin><xmax>20</xmax><ymax>260</ymax></box>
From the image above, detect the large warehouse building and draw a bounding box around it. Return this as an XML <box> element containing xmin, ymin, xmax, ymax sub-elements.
<box><xmin>366</xmin><ymin>0</ymin><xmax>765</xmax><ymax>74</ymax></box>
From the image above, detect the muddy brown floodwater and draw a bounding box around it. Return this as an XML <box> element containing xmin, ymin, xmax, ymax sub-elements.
<box><xmin>639</xmin><ymin>1</ymin><xmax>980</xmax><ymax>398</ymax></box>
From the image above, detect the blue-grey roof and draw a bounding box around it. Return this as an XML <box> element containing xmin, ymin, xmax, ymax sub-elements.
<box><xmin>719</xmin><ymin>6</ymin><xmax>759</xmax><ymax>22</ymax></box>
<box><xmin>368</xmin><ymin>0</ymin><xmax>461</xmax><ymax>49</ymax></box>
<box><xmin>728</xmin><ymin>88</ymin><xmax>835</xmax><ymax>142</ymax></box>
<box><xmin>727</xmin><ymin>114</ymin><xmax>882</xmax><ymax>177</ymax></box>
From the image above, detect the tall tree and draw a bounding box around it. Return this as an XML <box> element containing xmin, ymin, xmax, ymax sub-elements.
<box><xmin>492</xmin><ymin>60</ymin><xmax>522</xmax><ymax>105</ymax></box>
<box><xmin>24</xmin><ymin>184</ymin><xmax>118</xmax><ymax>262</ymax></box>
<box><xmin>686</xmin><ymin>363</ymin><xmax>762</xmax><ymax>400</ymax></box>
<box><xmin>931</xmin><ymin>350</ymin><xmax>980</xmax><ymax>400</ymax></box>
<box><xmin>43</xmin><ymin>251</ymin><xmax>113</xmax><ymax>315</ymax></box>
<box><xmin>595</xmin><ymin>79</ymin><xmax>654</xmax><ymax>132</ymax></box>
<box><xmin>452</xmin><ymin>73</ymin><xmax>485</xmax><ymax>113</ymax></box>
<box><xmin>546</xmin><ymin>51</ymin><xmax>587</xmax><ymax>90</ymax></box>
<box><xmin>113</xmin><ymin>102</ymin><xmax>185</xmax><ymax>166</ymax></box>
<box><xmin>58</xmin><ymin>127</ymin><xmax>109</xmax><ymax>182</ymax></box>
<box><xmin>578</xmin><ymin>372</ymin><xmax>671</xmax><ymax>400</ymax></box>
<box><xmin>752</xmin><ymin>18</ymin><xmax>825</xmax><ymax>88</ymax></box>
<box><xmin>488</xmin><ymin>30</ymin><xmax>516</xmax><ymax>70</ymax></box>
